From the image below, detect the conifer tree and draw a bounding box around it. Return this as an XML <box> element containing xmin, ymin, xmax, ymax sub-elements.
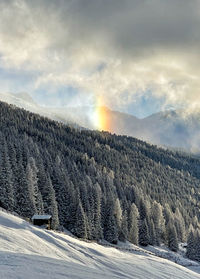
<box><xmin>151</xmin><ymin>201</ymin><xmax>165</xmax><ymax>245</ymax></box>
<box><xmin>0</xmin><ymin>137</ymin><xmax>14</xmax><ymax>210</ymax></box>
<box><xmin>139</xmin><ymin>218</ymin><xmax>150</xmax><ymax>246</ymax></box>
<box><xmin>91</xmin><ymin>183</ymin><xmax>103</xmax><ymax>240</ymax></box>
<box><xmin>74</xmin><ymin>201</ymin><xmax>87</xmax><ymax>239</ymax></box>
<box><xmin>15</xmin><ymin>156</ymin><xmax>33</xmax><ymax>217</ymax></box>
<box><xmin>104</xmin><ymin>196</ymin><xmax>118</xmax><ymax>244</ymax></box>
<box><xmin>119</xmin><ymin>211</ymin><xmax>128</xmax><ymax>242</ymax></box>
<box><xmin>166</xmin><ymin>222</ymin><xmax>178</xmax><ymax>252</ymax></box>
<box><xmin>42</xmin><ymin>172</ymin><xmax>59</xmax><ymax>229</ymax></box>
<box><xmin>26</xmin><ymin>157</ymin><xmax>44</xmax><ymax>214</ymax></box>
<box><xmin>114</xmin><ymin>198</ymin><xmax>122</xmax><ymax>231</ymax></box>
<box><xmin>186</xmin><ymin>227</ymin><xmax>196</xmax><ymax>260</ymax></box>
<box><xmin>194</xmin><ymin>230</ymin><xmax>200</xmax><ymax>262</ymax></box>
<box><xmin>174</xmin><ymin>208</ymin><xmax>186</xmax><ymax>242</ymax></box>
<box><xmin>139</xmin><ymin>199</ymin><xmax>148</xmax><ymax>221</ymax></box>
<box><xmin>128</xmin><ymin>203</ymin><xmax>139</xmax><ymax>245</ymax></box>
<box><xmin>149</xmin><ymin>219</ymin><xmax>156</xmax><ymax>246</ymax></box>
<box><xmin>138</xmin><ymin>199</ymin><xmax>150</xmax><ymax>246</ymax></box>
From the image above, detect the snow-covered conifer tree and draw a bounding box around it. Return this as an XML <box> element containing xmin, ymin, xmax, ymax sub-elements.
<box><xmin>186</xmin><ymin>227</ymin><xmax>196</xmax><ymax>260</ymax></box>
<box><xmin>26</xmin><ymin>157</ymin><xmax>44</xmax><ymax>214</ymax></box>
<box><xmin>0</xmin><ymin>138</ymin><xmax>14</xmax><ymax>210</ymax></box>
<box><xmin>166</xmin><ymin>221</ymin><xmax>178</xmax><ymax>252</ymax></box>
<box><xmin>74</xmin><ymin>201</ymin><xmax>87</xmax><ymax>239</ymax></box>
<box><xmin>128</xmin><ymin>203</ymin><xmax>139</xmax><ymax>245</ymax></box>
<box><xmin>139</xmin><ymin>218</ymin><xmax>150</xmax><ymax>246</ymax></box>
<box><xmin>119</xmin><ymin>210</ymin><xmax>128</xmax><ymax>242</ymax></box>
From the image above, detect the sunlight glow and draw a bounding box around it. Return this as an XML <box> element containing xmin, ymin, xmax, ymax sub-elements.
<box><xmin>94</xmin><ymin>96</ymin><xmax>111</xmax><ymax>132</ymax></box>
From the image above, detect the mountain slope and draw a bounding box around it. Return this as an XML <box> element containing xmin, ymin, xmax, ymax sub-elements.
<box><xmin>0</xmin><ymin>100</ymin><xmax>200</xmax><ymax>246</ymax></box>
<box><xmin>1</xmin><ymin>92</ymin><xmax>200</xmax><ymax>152</ymax></box>
<box><xmin>0</xmin><ymin>209</ymin><xmax>199</xmax><ymax>279</ymax></box>
<box><xmin>0</xmin><ymin>92</ymin><xmax>80</xmax><ymax>127</ymax></box>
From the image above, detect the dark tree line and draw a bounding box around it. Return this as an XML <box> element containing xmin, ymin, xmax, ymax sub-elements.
<box><xmin>0</xmin><ymin>101</ymin><xmax>200</xmax><ymax>256</ymax></box>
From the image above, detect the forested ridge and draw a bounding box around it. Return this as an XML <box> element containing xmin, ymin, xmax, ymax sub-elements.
<box><xmin>0</xmin><ymin>101</ymin><xmax>200</xmax><ymax>257</ymax></box>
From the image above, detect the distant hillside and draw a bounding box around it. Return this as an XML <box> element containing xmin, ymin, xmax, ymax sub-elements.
<box><xmin>90</xmin><ymin>109</ymin><xmax>200</xmax><ymax>154</ymax></box>
<box><xmin>0</xmin><ymin>101</ymin><xmax>200</xmax><ymax>250</ymax></box>
<box><xmin>1</xmin><ymin>92</ymin><xmax>200</xmax><ymax>153</ymax></box>
<box><xmin>142</xmin><ymin>110</ymin><xmax>200</xmax><ymax>153</ymax></box>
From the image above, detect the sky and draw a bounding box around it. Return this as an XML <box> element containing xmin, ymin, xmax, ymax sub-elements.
<box><xmin>0</xmin><ymin>0</ymin><xmax>200</xmax><ymax>118</ymax></box>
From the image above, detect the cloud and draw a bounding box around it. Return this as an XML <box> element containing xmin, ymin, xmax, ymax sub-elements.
<box><xmin>0</xmin><ymin>0</ymin><xmax>200</xmax><ymax>113</ymax></box>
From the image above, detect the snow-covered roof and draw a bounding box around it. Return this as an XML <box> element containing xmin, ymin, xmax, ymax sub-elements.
<box><xmin>32</xmin><ymin>215</ymin><xmax>52</xmax><ymax>220</ymax></box>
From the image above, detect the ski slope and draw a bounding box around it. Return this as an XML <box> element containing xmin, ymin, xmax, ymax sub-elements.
<box><xmin>0</xmin><ymin>209</ymin><xmax>199</xmax><ymax>279</ymax></box>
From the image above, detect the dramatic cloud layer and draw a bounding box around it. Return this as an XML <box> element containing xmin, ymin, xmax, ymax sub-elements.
<box><xmin>0</xmin><ymin>0</ymin><xmax>200</xmax><ymax>113</ymax></box>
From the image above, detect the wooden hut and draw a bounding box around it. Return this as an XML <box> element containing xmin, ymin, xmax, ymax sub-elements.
<box><xmin>32</xmin><ymin>215</ymin><xmax>52</xmax><ymax>230</ymax></box>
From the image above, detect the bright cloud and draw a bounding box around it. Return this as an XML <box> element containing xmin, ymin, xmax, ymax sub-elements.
<box><xmin>0</xmin><ymin>0</ymin><xmax>200</xmax><ymax>112</ymax></box>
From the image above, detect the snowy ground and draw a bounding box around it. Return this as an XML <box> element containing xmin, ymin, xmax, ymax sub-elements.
<box><xmin>0</xmin><ymin>209</ymin><xmax>200</xmax><ymax>279</ymax></box>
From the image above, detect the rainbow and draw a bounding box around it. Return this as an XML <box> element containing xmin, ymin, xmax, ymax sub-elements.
<box><xmin>94</xmin><ymin>96</ymin><xmax>111</xmax><ymax>132</ymax></box>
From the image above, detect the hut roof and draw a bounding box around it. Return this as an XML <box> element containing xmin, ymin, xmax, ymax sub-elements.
<box><xmin>32</xmin><ymin>215</ymin><xmax>52</xmax><ymax>221</ymax></box>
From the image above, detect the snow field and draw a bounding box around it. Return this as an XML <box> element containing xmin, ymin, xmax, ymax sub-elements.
<box><xmin>0</xmin><ymin>209</ymin><xmax>200</xmax><ymax>279</ymax></box>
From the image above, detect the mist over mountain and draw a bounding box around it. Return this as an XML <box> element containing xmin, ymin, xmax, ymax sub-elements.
<box><xmin>1</xmin><ymin>92</ymin><xmax>200</xmax><ymax>153</ymax></box>
<box><xmin>142</xmin><ymin>110</ymin><xmax>200</xmax><ymax>153</ymax></box>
